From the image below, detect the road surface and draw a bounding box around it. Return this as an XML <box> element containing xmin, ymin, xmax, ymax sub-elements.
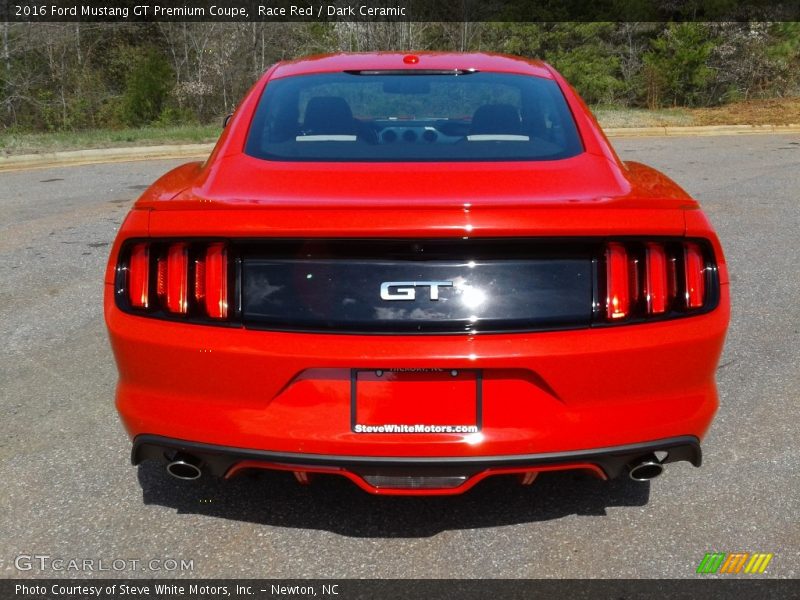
<box><xmin>1</xmin><ymin>134</ymin><xmax>798</xmax><ymax>578</ymax></box>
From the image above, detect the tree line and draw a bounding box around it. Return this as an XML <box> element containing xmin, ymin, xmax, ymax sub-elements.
<box><xmin>1</xmin><ymin>22</ymin><xmax>798</xmax><ymax>131</ymax></box>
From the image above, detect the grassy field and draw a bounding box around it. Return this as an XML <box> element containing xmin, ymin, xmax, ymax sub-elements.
<box><xmin>0</xmin><ymin>124</ymin><xmax>219</xmax><ymax>156</ymax></box>
<box><xmin>596</xmin><ymin>98</ymin><xmax>800</xmax><ymax>128</ymax></box>
<box><xmin>594</xmin><ymin>107</ymin><xmax>694</xmax><ymax>127</ymax></box>
<box><xmin>689</xmin><ymin>97</ymin><xmax>800</xmax><ymax>125</ymax></box>
<box><xmin>1</xmin><ymin>99</ymin><xmax>798</xmax><ymax>156</ymax></box>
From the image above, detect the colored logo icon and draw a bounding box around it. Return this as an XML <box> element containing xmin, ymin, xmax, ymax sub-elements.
<box><xmin>697</xmin><ymin>552</ymin><xmax>774</xmax><ymax>574</ymax></box>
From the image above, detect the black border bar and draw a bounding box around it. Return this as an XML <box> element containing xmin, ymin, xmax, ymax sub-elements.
<box><xmin>3</xmin><ymin>0</ymin><xmax>800</xmax><ymax>22</ymax></box>
<box><xmin>3</xmin><ymin>579</ymin><xmax>798</xmax><ymax>599</ymax></box>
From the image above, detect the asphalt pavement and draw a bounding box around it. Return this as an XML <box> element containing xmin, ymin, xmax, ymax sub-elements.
<box><xmin>1</xmin><ymin>134</ymin><xmax>798</xmax><ymax>579</ymax></box>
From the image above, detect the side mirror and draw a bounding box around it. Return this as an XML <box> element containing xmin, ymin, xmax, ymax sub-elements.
<box><xmin>223</xmin><ymin>113</ymin><xmax>233</xmax><ymax>128</ymax></box>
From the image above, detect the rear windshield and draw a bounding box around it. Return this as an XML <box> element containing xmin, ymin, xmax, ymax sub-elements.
<box><xmin>245</xmin><ymin>71</ymin><xmax>583</xmax><ymax>162</ymax></box>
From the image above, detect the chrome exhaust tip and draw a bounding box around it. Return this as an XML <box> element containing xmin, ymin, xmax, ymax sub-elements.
<box><xmin>628</xmin><ymin>454</ymin><xmax>664</xmax><ymax>482</ymax></box>
<box><xmin>166</xmin><ymin>454</ymin><xmax>203</xmax><ymax>481</ymax></box>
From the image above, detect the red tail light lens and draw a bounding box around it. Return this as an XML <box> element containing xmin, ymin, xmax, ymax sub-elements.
<box><xmin>194</xmin><ymin>258</ymin><xmax>206</xmax><ymax>303</ymax></box>
<box><xmin>684</xmin><ymin>242</ymin><xmax>706</xmax><ymax>308</ymax></box>
<box><xmin>119</xmin><ymin>240</ymin><xmax>231</xmax><ymax>321</ymax></box>
<box><xmin>628</xmin><ymin>253</ymin><xmax>640</xmax><ymax>306</ymax></box>
<box><xmin>605</xmin><ymin>242</ymin><xmax>630</xmax><ymax>320</ymax></box>
<box><xmin>156</xmin><ymin>255</ymin><xmax>167</xmax><ymax>301</ymax></box>
<box><xmin>644</xmin><ymin>242</ymin><xmax>668</xmax><ymax>314</ymax></box>
<box><xmin>127</xmin><ymin>243</ymin><xmax>150</xmax><ymax>308</ymax></box>
<box><xmin>602</xmin><ymin>240</ymin><xmax>714</xmax><ymax>323</ymax></box>
<box><xmin>204</xmin><ymin>243</ymin><xmax>228</xmax><ymax>320</ymax></box>
<box><xmin>667</xmin><ymin>252</ymin><xmax>678</xmax><ymax>302</ymax></box>
<box><xmin>165</xmin><ymin>243</ymin><xmax>189</xmax><ymax>314</ymax></box>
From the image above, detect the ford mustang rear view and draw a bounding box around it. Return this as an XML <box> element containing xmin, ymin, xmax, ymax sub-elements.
<box><xmin>105</xmin><ymin>52</ymin><xmax>730</xmax><ymax>495</ymax></box>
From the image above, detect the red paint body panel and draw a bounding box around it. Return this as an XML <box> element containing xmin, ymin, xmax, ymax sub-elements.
<box><xmin>107</xmin><ymin>287</ymin><xmax>728</xmax><ymax>456</ymax></box>
<box><xmin>105</xmin><ymin>53</ymin><xmax>730</xmax><ymax>494</ymax></box>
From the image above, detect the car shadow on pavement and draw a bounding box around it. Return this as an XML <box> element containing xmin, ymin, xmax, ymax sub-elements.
<box><xmin>137</xmin><ymin>462</ymin><xmax>649</xmax><ymax>537</ymax></box>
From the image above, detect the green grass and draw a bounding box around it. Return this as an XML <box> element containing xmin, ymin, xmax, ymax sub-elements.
<box><xmin>0</xmin><ymin>124</ymin><xmax>220</xmax><ymax>156</ymax></box>
<box><xmin>594</xmin><ymin>106</ymin><xmax>695</xmax><ymax>128</ymax></box>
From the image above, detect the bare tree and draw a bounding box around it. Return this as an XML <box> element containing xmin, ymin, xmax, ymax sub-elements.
<box><xmin>2</xmin><ymin>21</ymin><xmax>9</xmax><ymax>120</ymax></box>
<box><xmin>331</xmin><ymin>22</ymin><xmax>432</xmax><ymax>52</ymax></box>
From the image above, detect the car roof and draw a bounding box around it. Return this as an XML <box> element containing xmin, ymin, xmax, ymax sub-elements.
<box><xmin>269</xmin><ymin>52</ymin><xmax>554</xmax><ymax>80</ymax></box>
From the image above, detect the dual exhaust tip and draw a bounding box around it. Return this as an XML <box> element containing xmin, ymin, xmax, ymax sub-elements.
<box><xmin>628</xmin><ymin>453</ymin><xmax>665</xmax><ymax>482</ymax></box>
<box><xmin>166</xmin><ymin>454</ymin><xmax>203</xmax><ymax>481</ymax></box>
<box><xmin>165</xmin><ymin>452</ymin><xmax>666</xmax><ymax>483</ymax></box>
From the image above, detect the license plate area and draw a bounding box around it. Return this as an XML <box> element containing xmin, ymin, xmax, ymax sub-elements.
<box><xmin>351</xmin><ymin>369</ymin><xmax>482</xmax><ymax>434</ymax></box>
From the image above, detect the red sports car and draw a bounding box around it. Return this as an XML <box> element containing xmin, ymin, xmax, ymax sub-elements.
<box><xmin>105</xmin><ymin>52</ymin><xmax>729</xmax><ymax>495</ymax></box>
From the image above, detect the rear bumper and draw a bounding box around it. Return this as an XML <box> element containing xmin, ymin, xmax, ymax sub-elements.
<box><xmin>108</xmin><ymin>286</ymin><xmax>728</xmax><ymax>447</ymax></box>
<box><xmin>134</xmin><ymin>433</ymin><xmax>701</xmax><ymax>494</ymax></box>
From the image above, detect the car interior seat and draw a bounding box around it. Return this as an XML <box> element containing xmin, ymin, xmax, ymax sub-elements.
<box><xmin>469</xmin><ymin>104</ymin><xmax>523</xmax><ymax>136</ymax></box>
<box><xmin>303</xmin><ymin>96</ymin><xmax>358</xmax><ymax>136</ymax></box>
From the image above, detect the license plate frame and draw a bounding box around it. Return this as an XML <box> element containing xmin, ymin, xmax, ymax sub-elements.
<box><xmin>350</xmin><ymin>368</ymin><xmax>483</xmax><ymax>434</ymax></box>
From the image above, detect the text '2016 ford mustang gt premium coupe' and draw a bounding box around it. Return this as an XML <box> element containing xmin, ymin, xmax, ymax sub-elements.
<box><xmin>105</xmin><ymin>52</ymin><xmax>729</xmax><ymax>495</ymax></box>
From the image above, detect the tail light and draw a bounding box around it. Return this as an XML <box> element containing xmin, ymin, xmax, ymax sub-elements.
<box><xmin>644</xmin><ymin>242</ymin><xmax>668</xmax><ymax>314</ymax></box>
<box><xmin>204</xmin><ymin>243</ymin><xmax>229</xmax><ymax>319</ymax></box>
<box><xmin>127</xmin><ymin>243</ymin><xmax>150</xmax><ymax>308</ymax></box>
<box><xmin>605</xmin><ymin>243</ymin><xmax>629</xmax><ymax>320</ymax></box>
<box><xmin>600</xmin><ymin>239</ymin><xmax>715</xmax><ymax>323</ymax></box>
<box><xmin>684</xmin><ymin>242</ymin><xmax>706</xmax><ymax>309</ymax></box>
<box><xmin>165</xmin><ymin>242</ymin><xmax>189</xmax><ymax>314</ymax></box>
<box><xmin>119</xmin><ymin>240</ymin><xmax>232</xmax><ymax>322</ymax></box>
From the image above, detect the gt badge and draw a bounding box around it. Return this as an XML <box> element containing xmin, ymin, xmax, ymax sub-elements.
<box><xmin>380</xmin><ymin>281</ymin><xmax>453</xmax><ymax>301</ymax></box>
